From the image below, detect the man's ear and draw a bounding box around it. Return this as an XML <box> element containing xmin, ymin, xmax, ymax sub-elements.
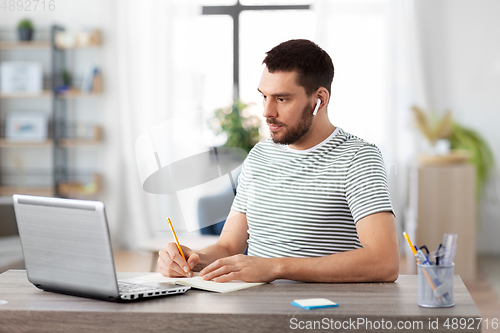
<box><xmin>315</xmin><ymin>87</ymin><xmax>330</xmax><ymax>113</ymax></box>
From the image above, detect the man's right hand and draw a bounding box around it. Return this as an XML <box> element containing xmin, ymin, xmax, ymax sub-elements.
<box><xmin>158</xmin><ymin>243</ymin><xmax>200</xmax><ymax>277</ymax></box>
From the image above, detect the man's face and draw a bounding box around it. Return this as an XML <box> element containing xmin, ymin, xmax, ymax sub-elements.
<box><xmin>258</xmin><ymin>68</ymin><xmax>315</xmax><ymax>145</ymax></box>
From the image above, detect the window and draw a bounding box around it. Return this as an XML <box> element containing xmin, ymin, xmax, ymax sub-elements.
<box><xmin>195</xmin><ymin>0</ymin><xmax>390</xmax><ymax>148</ymax></box>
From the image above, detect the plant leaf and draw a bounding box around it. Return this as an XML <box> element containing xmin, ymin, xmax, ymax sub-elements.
<box><xmin>412</xmin><ymin>106</ymin><xmax>436</xmax><ymax>144</ymax></box>
<box><xmin>435</xmin><ymin>111</ymin><xmax>453</xmax><ymax>139</ymax></box>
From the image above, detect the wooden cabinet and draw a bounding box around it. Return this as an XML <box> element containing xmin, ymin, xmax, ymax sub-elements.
<box><xmin>414</xmin><ymin>163</ymin><xmax>476</xmax><ymax>280</ymax></box>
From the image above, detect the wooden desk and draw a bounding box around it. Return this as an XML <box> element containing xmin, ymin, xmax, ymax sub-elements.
<box><xmin>0</xmin><ymin>270</ymin><xmax>482</xmax><ymax>333</ymax></box>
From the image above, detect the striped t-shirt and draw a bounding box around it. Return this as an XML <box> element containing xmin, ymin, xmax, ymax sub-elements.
<box><xmin>231</xmin><ymin>127</ymin><xmax>393</xmax><ymax>258</ymax></box>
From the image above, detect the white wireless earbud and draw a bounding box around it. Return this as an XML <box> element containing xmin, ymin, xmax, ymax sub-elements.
<box><xmin>312</xmin><ymin>98</ymin><xmax>321</xmax><ymax>116</ymax></box>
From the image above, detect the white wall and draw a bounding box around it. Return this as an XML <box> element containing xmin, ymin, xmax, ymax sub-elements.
<box><xmin>415</xmin><ymin>0</ymin><xmax>500</xmax><ymax>254</ymax></box>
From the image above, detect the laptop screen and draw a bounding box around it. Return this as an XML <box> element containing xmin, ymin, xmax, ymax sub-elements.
<box><xmin>13</xmin><ymin>195</ymin><xmax>119</xmax><ymax>298</ymax></box>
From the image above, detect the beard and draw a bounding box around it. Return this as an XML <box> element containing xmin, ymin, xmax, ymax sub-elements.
<box><xmin>267</xmin><ymin>102</ymin><xmax>314</xmax><ymax>145</ymax></box>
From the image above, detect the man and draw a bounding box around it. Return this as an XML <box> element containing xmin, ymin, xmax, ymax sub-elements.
<box><xmin>158</xmin><ymin>39</ymin><xmax>399</xmax><ymax>283</ymax></box>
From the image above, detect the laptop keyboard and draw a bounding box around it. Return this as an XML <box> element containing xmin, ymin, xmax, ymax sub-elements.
<box><xmin>118</xmin><ymin>282</ymin><xmax>160</xmax><ymax>294</ymax></box>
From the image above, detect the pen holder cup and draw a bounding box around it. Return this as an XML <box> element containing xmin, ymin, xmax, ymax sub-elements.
<box><xmin>418</xmin><ymin>263</ymin><xmax>454</xmax><ymax>308</ymax></box>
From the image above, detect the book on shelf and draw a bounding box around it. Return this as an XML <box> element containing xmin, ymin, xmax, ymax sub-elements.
<box><xmin>5</xmin><ymin>111</ymin><xmax>48</xmax><ymax>142</ymax></box>
<box><xmin>0</xmin><ymin>62</ymin><xmax>43</xmax><ymax>94</ymax></box>
<box><xmin>81</xmin><ymin>67</ymin><xmax>102</xmax><ymax>93</ymax></box>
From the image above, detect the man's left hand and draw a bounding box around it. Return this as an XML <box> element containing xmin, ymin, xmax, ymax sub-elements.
<box><xmin>199</xmin><ymin>254</ymin><xmax>278</xmax><ymax>283</ymax></box>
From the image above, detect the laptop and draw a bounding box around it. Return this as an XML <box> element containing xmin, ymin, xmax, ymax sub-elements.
<box><xmin>12</xmin><ymin>194</ymin><xmax>190</xmax><ymax>302</ymax></box>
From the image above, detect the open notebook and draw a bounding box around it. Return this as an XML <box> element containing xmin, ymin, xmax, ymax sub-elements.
<box><xmin>127</xmin><ymin>273</ymin><xmax>264</xmax><ymax>293</ymax></box>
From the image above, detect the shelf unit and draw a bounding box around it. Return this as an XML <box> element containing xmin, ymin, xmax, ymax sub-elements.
<box><xmin>0</xmin><ymin>126</ymin><xmax>101</xmax><ymax>148</ymax></box>
<box><xmin>0</xmin><ymin>41</ymin><xmax>51</xmax><ymax>50</ymax></box>
<box><xmin>0</xmin><ymin>26</ymin><xmax>102</xmax><ymax>197</ymax></box>
<box><xmin>0</xmin><ymin>90</ymin><xmax>52</xmax><ymax>98</ymax></box>
<box><xmin>0</xmin><ymin>90</ymin><xmax>100</xmax><ymax>99</ymax></box>
<box><xmin>0</xmin><ymin>185</ymin><xmax>53</xmax><ymax>197</ymax></box>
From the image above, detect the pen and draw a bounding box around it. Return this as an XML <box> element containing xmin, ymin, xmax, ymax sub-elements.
<box><xmin>167</xmin><ymin>217</ymin><xmax>187</xmax><ymax>262</ymax></box>
<box><xmin>403</xmin><ymin>232</ymin><xmax>442</xmax><ymax>301</ymax></box>
<box><xmin>442</xmin><ymin>233</ymin><xmax>457</xmax><ymax>265</ymax></box>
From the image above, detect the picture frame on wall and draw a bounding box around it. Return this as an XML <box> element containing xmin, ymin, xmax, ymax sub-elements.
<box><xmin>5</xmin><ymin>111</ymin><xmax>48</xmax><ymax>142</ymax></box>
<box><xmin>0</xmin><ymin>62</ymin><xmax>43</xmax><ymax>93</ymax></box>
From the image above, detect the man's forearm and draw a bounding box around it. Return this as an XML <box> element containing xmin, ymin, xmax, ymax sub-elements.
<box><xmin>274</xmin><ymin>246</ymin><xmax>399</xmax><ymax>283</ymax></box>
<box><xmin>192</xmin><ymin>243</ymin><xmax>235</xmax><ymax>271</ymax></box>
<box><xmin>192</xmin><ymin>210</ymin><xmax>249</xmax><ymax>272</ymax></box>
<box><xmin>195</xmin><ymin>212</ymin><xmax>399</xmax><ymax>283</ymax></box>
<box><xmin>271</xmin><ymin>211</ymin><xmax>399</xmax><ymax>283</ymax></box>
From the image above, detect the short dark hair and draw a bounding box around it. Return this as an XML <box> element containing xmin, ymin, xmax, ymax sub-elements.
<box><xmin>263</xmin><ymin>39</ymin><xmax>334</xmax><ymax>96</ymax></box>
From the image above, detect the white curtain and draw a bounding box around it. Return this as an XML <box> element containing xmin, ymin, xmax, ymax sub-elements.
<box><xmin>387</xmin><ymin>0</ymin><xmax>429</xmax><ymax>271</ymax></box>
<box><xmin>106</xmin><ymin>0</ymin><xmax>200</xmax><ymax>249</ymax></box>
<box><xmin>315</xmin><ymin>0</ymin><xmax>428</xmax><ymax>263</ymax></box>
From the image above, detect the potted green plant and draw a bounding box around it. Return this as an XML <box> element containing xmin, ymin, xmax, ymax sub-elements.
<box><xmin>202</xmin><ymin>100</ymin><xmax>261</xmax><ymax>235</ymax></box>
<box><xmin>62</xmin><ymin>70</ymin><xmax>72</xmax><ymax>87</ymax></box>
<box><xmin>448</xmin><ymin>122</ymin><xmax>495</xmax><ymax>199</ymax></box>
<box><xmin>210</xmin><ymin>99</ymin><xmax>261</xmax><ymax>153</ymax></box>
<box><xmin>55</xmin><ymin>70</ymin><xmax>72</xmax><ymax>94</ymax></box>
<box><xmin>412</xmin><ymin>105</ymin><xmax>495</xmax><ymax>199</ymax></box>
<box><xmin>17</xmin><ymin>19</ymin><xmax>34</xmax><ymax>41</ymax></box>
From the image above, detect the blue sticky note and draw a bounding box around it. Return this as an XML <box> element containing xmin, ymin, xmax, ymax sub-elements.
<box><xmin>291</xmin><ymin>298</ymin><xmax>339</xmax><ymax>310</ymax></box>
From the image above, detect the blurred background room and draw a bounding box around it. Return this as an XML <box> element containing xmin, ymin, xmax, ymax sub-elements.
<box><xmin>0</xmin><ymin>0</ymin><xmax>499</xmax><ymax>323</ymax></box>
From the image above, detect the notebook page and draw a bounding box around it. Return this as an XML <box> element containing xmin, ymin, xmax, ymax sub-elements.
<box><xmin>133</xmin><ymin>273</ymin><xmax>264</xmax><ymax>293</ymax></box>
